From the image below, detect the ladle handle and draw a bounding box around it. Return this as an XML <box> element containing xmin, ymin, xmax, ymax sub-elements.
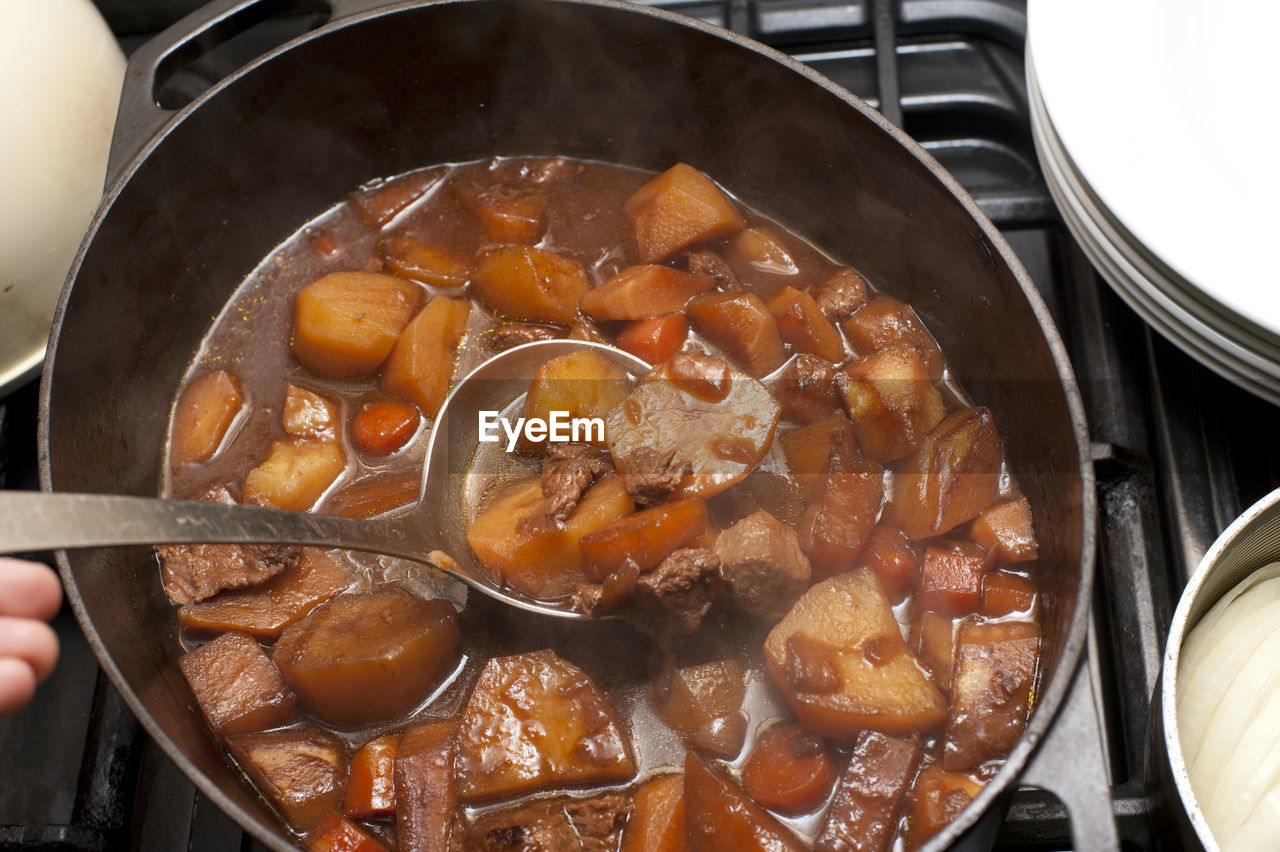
<box><xmin>0</xmin><ymin>491</ymin><xmax>421</xmax><ymax>561</ymax></box>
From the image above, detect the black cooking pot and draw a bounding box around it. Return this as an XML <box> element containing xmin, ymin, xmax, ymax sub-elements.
<box><xmin>40</xmin><ymin>0</ymin><xmax>1098</xmax><ymax>848</ymax></box>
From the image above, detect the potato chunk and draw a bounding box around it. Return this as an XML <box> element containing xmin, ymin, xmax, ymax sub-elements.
<box><xmin>283</xmin><ymin>385</ymin><xmax>340</xmax><ymax>440</ymax></box>
<box><xmin>857</xmin><ymin>525</ymin><xmax>921</xmax><ymax>604</ymax></box>
<box><xmin>843</xmin><ymin>295</ymin><xmax>944</xmax><ymax>380</ymax></box>
<box><xmin>178</xmin><ymin>630</ymin><xmax>297</xmax><ymax>737</ymax></box>
<box><xmin>942</xmin><ymin>619</ymin><xmax>1039</xmax><ymax>770</ymax></box>
<box><xmin>467</xmin><ymin>475</ymin><xmax>635</xmax><ymax>600</ymax></box>
<box><xmin>379</xmin><ymin>232</ymin><xmax>471</xmax><ymax>288</ymax></box>
<box><xmin>352</xmin><ymin>169</ymin><xmax>442</xmax><ymax>227</ymax></box>
<box><xmin>683</xmin><ymin>752</ymin><xmax>805</xmax><ymax>852</ymax></box>
<box><xmin>980</xmin><ymin>570</ymin><xmax>1037</xmax><ymax>618</ymax></box>
<box><xmin>903</xmin><ymin>767</ymin><xmax>984</xmax><ymax>851</ymax></box>
<box><xmin>968</xmin><ymin>495</ymin><xmax>1038</xmax><ymax>564</ymax></box>
<box><xmin>779</xmin><ymin>412</ymin><xmax>859</xmax><ymax>499</ymax></box>
<box><xmin>625</xmin><ymin>163</ymin><xmax>744</xmax><ymax>262</ymax></box>
<box><xmin>652</xmin><ymin>659</ymin><xmax>746</xmax><ymax>737</ymax></box>
<box><xmin>883</xmin><ymin>407</ymin><xmax>1003</xmax><ymax>540</ymax></box>
<box><xmin>293</xmin><ymin>272</ymin><xmax>420</xmax><ymax>378</ymax></box>
<box><xmin>839</xmin><ymin>344</ymin><xmax>944</xmax><ymax>463</ymax></box>
<box><xmin>472</xmin><ymin>246</ymin><xmax>588</xmax><ymax>324</ymax></box>
<box><xmin>453</xmin><ymin>181</ymin><xmax>547</xmax><ymax>244</ymax></box>
<box><xmin>606</xmin><ymin>356</ymin><xmax>780</xmax><ymax>501</ymax></box>
<box><xmin>226</xmin><ymin>726</ymin><xmax>347</xmax><ymax>833</ymax></box>
<box><xmin>379</xmin><ymin>294</ymin><xmax>471</xmax><ymax>417</ymax></box>
<box><xmin>273</xmin><ymin>587</ymin><xmax>461</xmax><ymax>727</ymax></box>
<box><xmin>243</xmin><ymin>437</ymin><xmax>346</xmax><ymax>511</ymax></box>
<box><xmin>686</xmin><ymin>292</ymin><xmax>787</xmax><ymax>377</ymax></box>
<box><xmin>581</xmin><ymin>264</ymin><xmax>714</xmax><ymax>321</ymax></box>
<box><xmin>724</xmin><ymin>226</ymin><xmax>801</xmax><ymax>284</ymax></box>
<box><xmin>178</xmin><ymin>549</ymin><xmax>355</xmax><ymax>641</ymax></box>
<box><xmin>171</xmin><ymin>370</ymin><xmax>244</xmax><ymax>467</ymax></box>
<box><xmin>764</xmin><ymin>569</ymin><xmax>947</xmax><ymax>738</ymax></box>
<box><xmin>916</xmin><ymin>541</ymin><xmax>988</xmax><ymax>616</ymax></box>
<box><xmin>768</xmin><ymin>286</ymin><xmax>846</xmax><ymax>363</ymax></box>
<box><xmin>519</xmin><ymin>349</ymin><xmax>633</xmax><ymax>450</ymax></box>
<box><xmin>455</xmin><ymin>649</ymin><xmax>635</xmax><ymax>801</ymax></box>
<box><xmin>912</xmin><ymin>611</ymin><xmax>957</xmax><ymax>693</ymax></box>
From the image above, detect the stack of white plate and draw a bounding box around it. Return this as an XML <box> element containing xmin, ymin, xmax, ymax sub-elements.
<box><xmin>1027</xmin><ymin>0</ymin><xmax>1280</xmax><ymax>405</ymax></box>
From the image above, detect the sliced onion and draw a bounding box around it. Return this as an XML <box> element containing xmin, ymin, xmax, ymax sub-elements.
<box><xmin>1177</xmin><ymin>562</ymin><xmax>1280</xmax><ymax>850</ymax></box>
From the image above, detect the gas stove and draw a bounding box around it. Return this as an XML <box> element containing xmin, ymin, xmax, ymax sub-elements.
<box><xmin>3</xmin><ymin>0</ymin><xmax>1278</xmax><ymax>848</ymax></box>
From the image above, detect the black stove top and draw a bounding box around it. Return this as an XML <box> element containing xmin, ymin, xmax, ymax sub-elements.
<box><xmin>3</xmin><ymin>0</ymin><xmax>1278</xmax><ymax>849</ymax></box>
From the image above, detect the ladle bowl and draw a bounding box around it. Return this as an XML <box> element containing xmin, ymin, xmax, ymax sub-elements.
<box><xmin>2</xmin><ymin>339</ymin><xmax>650</xmax><ymax>619</ymax></box>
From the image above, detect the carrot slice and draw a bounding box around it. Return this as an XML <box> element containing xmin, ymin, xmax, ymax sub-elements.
<box><xmin>741</xmin><ymin>722</ymin><xmax>838</xmax><ymax>815</ymax></box>
<box><xmin>343</xmin><ymin>735</ymin><xmax>399</xmax><ymax>819</ymax></box>
<box><xmin>621</xmin><ymin>774</ymin><xmax>686</xmax><ymax>852</ymax></box>
<box><xmin>351</xmin><ymin>401</ymin><xmax>419</xmax><ymax>455</ymax></box>
<box><xmin>305</xmin><ymin>812</ymin><xmax>388</xmax><ymax>852</ymax></box>
<box><xmin>617</xmin><ymin>315</ymin><xmax>689</xmax><ymax>365</ymax></box>
<box><xmin>579</xmin><ymin>499</ymin><xmax>708</xmax><ymax>582</ymax></box>
<box><xmin>581</xmin><ymin>265</ymin><xmax>713</xmax><ymax>321</ymax></box>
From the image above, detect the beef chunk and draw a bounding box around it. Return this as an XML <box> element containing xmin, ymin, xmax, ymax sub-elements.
<box><xmin>682</xmin><ymin>249</ymin><xmax>741</xmax><ymax>291</ymax></box>
<box><xmin>635</xmin><ymin>547</ymin><xmax>719</xmax><ymax>633</ymax></box>
<box><xmin>466</xmin><ymin>803</ymin><xmax>581</xmax><ymax>852</ymax></box>
<box><xmin>566</xmin><ymin>317</ymin><xmax>610</xmax><ymax>344</ymax></box>
<box><xmin>715</xmin><ymin>511</ymin><xmax>811</xmax><ymax>620</ymax></box>
<box><xmin>619</xmin><ymin>445</ymin><xmax>687</xmax><ymax>506</ymax></box>
<box><xmin>459</xmin><ymin>793</ymin><xmax>632</xmax><ymax>852</ymax></box>
<box><xmin>178</xmin><ymin>630</ymin><xmax>297</xmax><ymax>737</ymax></box>
<box><xmin>572</xmin><ymin>547</ymin><xmax>718</xmax><ymax>634</ymax></box>
<box><xmin>565</xmin><ymin>793</ymin><xmax>632</xmax><ymax>852</ymax></box>
<box><xmin>158</xmin><ymin>485</ymin><xmax>299</xmax><ymax>604</ymax></box>
<box><xmin>776</xmin><ymin>354</ymin><xmax>844</xmax><ymax>424</ymax></box>
<box><xmin>487</xmin><ymin>323</ymin><xmax>560</xmax><ymax>351</ymax></box>
<box><xmin>541</xmin><ymin>444</ymin><xmax>612</xmax><ymax>521</ymax></box>
<box><xmin>811</xmin><ymin>267</ymin><xmax>869</xmax><ymax>324</ymax></box>
<box><xmin>570</xmin><ymin>583</ymin><xmax>607</xmax><ymax>619</ymax></box>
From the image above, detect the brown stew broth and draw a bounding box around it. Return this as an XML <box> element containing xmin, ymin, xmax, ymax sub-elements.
<box><xmin>162</xmin><ymin>156</ymin><xmax>1040</xmax><ymax>849</ymax></box>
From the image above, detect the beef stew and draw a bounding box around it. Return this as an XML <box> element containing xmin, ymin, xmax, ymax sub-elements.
<box><xmin>161</xmin><ymin>157</ymin><xmax>1044</xmax><ymax>850</ymax></box>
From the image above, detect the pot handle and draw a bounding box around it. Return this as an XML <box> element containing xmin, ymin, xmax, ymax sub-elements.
<box><xmin>1020</xmin><ymin>655</ymin><xmax>1121</xmax><ymax>850</ymax></box>
<box><xmin>106</xmin><ymin>0</ymin><xmax>389</xmax><ymax>189</ymax></box>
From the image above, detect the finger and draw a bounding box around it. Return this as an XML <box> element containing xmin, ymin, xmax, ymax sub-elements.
<box><xmin>0</xmin><ymin>558</ymin><xmax>63</xmax><ymax>620</ymax></box>
<box><xmin>0</xmin><ymin>657</ymin><xmax>37</xmax><ymax>718</ymax></box>
<box><xmin>0</xmin><ymin>616</ymin><xmax>59</xmax><ymax>683</ymax></box>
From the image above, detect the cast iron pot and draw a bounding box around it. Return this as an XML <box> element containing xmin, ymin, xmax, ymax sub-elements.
<box><xmin>40</xmin><ymin>0</ymin><xmax>1098</xmax><ymax>848</ymax></box>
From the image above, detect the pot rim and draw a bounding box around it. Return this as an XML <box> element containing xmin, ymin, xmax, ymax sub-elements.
<box><xmin>38</xmin><ymin>0</ymin><xmax>1097</xmax><ymax>848</ymax></box>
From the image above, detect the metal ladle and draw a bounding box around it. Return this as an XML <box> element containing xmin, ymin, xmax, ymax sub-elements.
<box><xmin>0</xmin><ymin>339</ymin><xmax>650</xmax><ymax>620</ymax></box>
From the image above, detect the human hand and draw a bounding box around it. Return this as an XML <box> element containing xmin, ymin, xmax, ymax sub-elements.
<box><xmin>0</xmin><ymin>557</ymin><xmax>62</xmax><ymax>718</ymax></box>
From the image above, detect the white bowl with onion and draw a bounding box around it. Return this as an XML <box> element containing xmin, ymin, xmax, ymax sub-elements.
<box><xmin>1155</xmin><ymin>488</ymin><xmax>1280</xmax><ymax>851</ymax></box>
